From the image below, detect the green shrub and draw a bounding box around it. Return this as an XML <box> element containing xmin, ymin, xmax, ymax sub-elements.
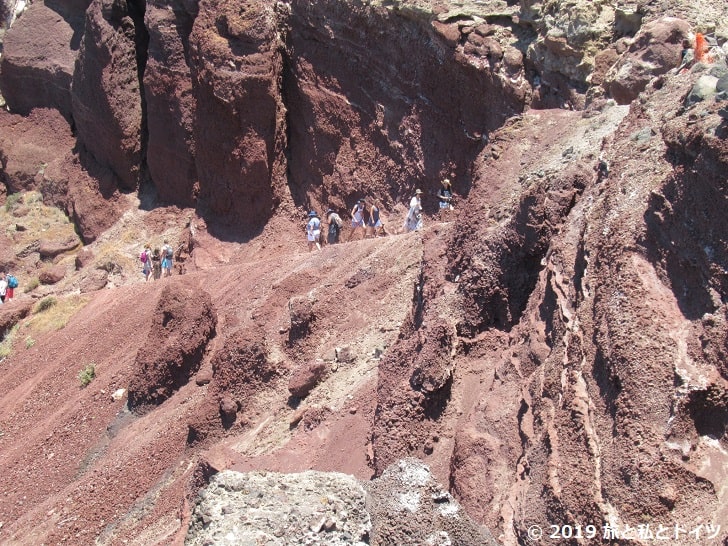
<box><xmin>23</xmin><ymin>277</ymin><xmax>39</xmax><ymax>293</ymax></box>
<box><xmin>33</xmin><ymin>296</ymin><xmax>57</xmax><ymax>314</ymax></box>
<box><xmin>24</xmin><ymin>336</ymin><xmax>35</xmax><ymax>348</ymax></box>
<box><xmin>4</xmin><ymin>193</ymin><xmax>22</xmax><ymax>212</ymax></box>
<box><xmin>78</xmin><ymin>364</ymin><xmax>96</xmax><ymax>388</ymax></box>
<box><xmin>0</xmin><ymin>325</ymin><xmax>19</xmax><ymax>359</ymax></box>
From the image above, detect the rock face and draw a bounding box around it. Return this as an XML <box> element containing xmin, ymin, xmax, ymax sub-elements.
<box><xmin>366</xmin><ymin>458</ymin><xmax>498</xmax><ymax>546</ymax></box>
<box><xmin>0</xmin><ymin>0</ymin><xmax>81</xmax><ymax>122</ymax></box>
<box><xmin>71</xmin><ymin>0</ymin><xmax>146</xmax><ymax>192</ymax></box>
<box><xmin>284</xmin><ymin>0</ymin><xmax>524</xmax><ymax>215</ymax></box>
<box><xmin>142</xmin><ymin>0</ymin><xmax>197</xmax><ymax>207</ymax></box>
<box><xmin>188</xmin><ymin>0</ymin><xmax>288</xmax><ymax>229</ymax></box>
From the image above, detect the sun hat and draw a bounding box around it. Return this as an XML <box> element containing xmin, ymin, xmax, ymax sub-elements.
<box><xmin>326</xmin><ymin>208</ymin><xmax>334</xmax><ymax>214</ymax></box>
<box><xmin>442</xmin><ymin>178</ymin><xmax>451</xmax><ymax>185</ymax></box>
<box><xmin>308</xmin><ymin>210</ymin><xmax>317</xmax><ymax>217</ymax></box>
<box><xmin>415</xmin><ymin>188</ymin><xmax>423</xmax><ymax>194</ymax></box>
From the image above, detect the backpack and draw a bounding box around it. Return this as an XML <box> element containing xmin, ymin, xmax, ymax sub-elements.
<box><xmin>163</xmin><ymin>245</ymin><xmax>173</xmax><ymax>259</ymax></box>
<box><xmin>7</xmin><ymin>275</ymin><xmax>18</xmax><ymax>289</ymax></box>
<box><xmin>140</xmin><ymin>250</ymin><xmax>148</xmax><ymax>264</ymax></box>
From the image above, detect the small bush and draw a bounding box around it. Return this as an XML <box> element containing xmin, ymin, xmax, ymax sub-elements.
<box><xmin>24</xmin><ymin>336</ymin><xmax>35</xmax><ymax>348</ymax></box>
<box><xmin>25</xmin><ymin>294</ymin><xmax>89</xmax><ymax>334</ymax></box>
<box><xmin>24</xmin><ymin>277</ymin><xmax>39</xmax><ymax>293</ymax></box>
<box><xmin>4</xmin><ymin>193</ymin><xmax>22</xmax><ymax>212</ymax></box>
<box><xmin>33</xmin><ymin>296</ymin><xmax>57</xmax><ymax>314</ymax></box>
<box><xmin>78</xmin><ymin>364</ymin><xmax>96</xmax><ymax>388</ymax></box>
<box><xmin>0</xmin><ymin>325</ymin><xmax>19</xmax><ymax>359</ymax></box>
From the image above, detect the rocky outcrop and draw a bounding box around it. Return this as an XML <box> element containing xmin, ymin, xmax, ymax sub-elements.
<box><xmin>128</xmin><ymin>280</ymin><xmax>217</xmax><ymax>409</ymax></box>
<box><xmin>604</xmin><ymin>17</ymin><xmax>691</xmax><ymax>104</ymax></box>
<box><xmin>441</xmin><ymin>65</ymin><xmax>728</xmax><ymax>543</ymax></box>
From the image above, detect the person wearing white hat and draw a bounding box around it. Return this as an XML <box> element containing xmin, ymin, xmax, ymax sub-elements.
<box><xmin>306</xmin><ymin>211</ymin><xmax>322</xmax><ymax>251</ymax></box>
<box><xmin>437</xmin><ymin>179</ymin><xmax>454</xmax><ymax>211</ymax></box>
<box><xmin>404</xmin><ymin>189</ymin><xmax>423</xmax><ymax>232</ymax></box>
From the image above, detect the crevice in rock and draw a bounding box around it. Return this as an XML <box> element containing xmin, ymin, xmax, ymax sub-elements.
<box><xmin>591</xmin><ymin>342</ymin><xmax>621</xmax><ymax>437</ymax></box>
<box><xmin>126</xmin><ymin>0</ymin><xmax>151</xmax><ymax>192</ymax></box>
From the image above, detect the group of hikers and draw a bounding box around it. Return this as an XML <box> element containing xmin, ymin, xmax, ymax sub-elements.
<box><xmin>139</xmin><ymin>240</ymin><xmax>174</xmax><ymax>281</ymax></box>
<box><xmin>305</xmin><ymin>178</ymin><xmax>455</xmax><ymax>251</ymax></box>
<box><xmin>0</xmin><ymin>272</ymin><xmax>18</xmax><ymax>303</ymax></box>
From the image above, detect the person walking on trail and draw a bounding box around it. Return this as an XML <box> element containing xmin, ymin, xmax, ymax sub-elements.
<box><xmin>404</xmin><ymin>189</ymin><xmax>423</xmax><ymax>232</ymax></box>
<box><xmin>5</xmin><ymin>272</ymin><xmax>18</xmax><ymax>302</ymax></box>
<box><xmin>0</xmin><ymin>273</ymin><xmax>7</xmax><ymax>304</ymax></box>
<box><xmin>161</xmin><ymin>240</ymin><xmax>174</xmax><ymax>277</ymax></box>
<box><xmin>306</xmin><ymin>211</ymin><xmax>322</xmax><ymax>251</ymax></box>
<box><xmin>348</xmin><ymin>199</ymin><xmax>367</xmax><ymax>241</ymax></box>
<box><xmin>151</xmin><ymin>247</ymin><xmax>162</xmax><ymax>280</ymax></box>
<box><xmin>437</xmin><ymin>178</ymin><xmax>454</xmax><ymax>211</ymax></box>
<box><xmin>140</xmin><ymin>243</ymin><xmax>153</xmax><ymax>282</ymax></box>
<box><xmin>367</xmin><ymin>200</ymin><xmax>384</xmax><ymax>238</ymax></box>
<box><xmin>326</xmin><ymin>208</ymin><xmax>343</xmax><ymax>245</ymax></box>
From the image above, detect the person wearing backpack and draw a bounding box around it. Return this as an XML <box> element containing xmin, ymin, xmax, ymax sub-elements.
<box><xmin>161</xmin><ymin>240</ymin><xmax>174</xmax><ymax>277</ymax></box>
<box><xmin>306</xmin><ymin>211</ymin><xmax>322</xmax><ymax>251</ymax></box>
<box><xmin>151</xmin><ymin>247</ymin><xmax>162</xmax><ymax>280</ymax></box>
<box><xmin>326</xmin><ymin>208</ymin><xmax>343</xmax><ymax>244</ymax></box>
<box><xmin>140</xmin><ymin>243</ymin><xmax>153</xmax><ymax>281</ymax></box>
<box><xmin>5</xmin><ymin>272</ymin><xmax>18</xmax><ymax>301</ymax></box>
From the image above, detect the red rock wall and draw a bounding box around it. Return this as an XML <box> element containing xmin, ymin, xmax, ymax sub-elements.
<box><xmin>187</xmin><ymin>0</ymin><xmax>287</xmax><ymax>229</ymax></box>
<box><xmin>0</xmin><ymin>0</ymin><xmax>84</xmax><ymax>122</ymax></box>
<box><xmin>143</xmin><ymin>0</ymin><xmax>198</xmax><ymax>206</ymax></box>
<box><xmin>284</xmin><ymin>0</ymin><xmax>524</xmax><ymax>215</ymax></box>
<box><xmin>71</xmin><ymin>0</ymin><xmax>145</xmax><ymax>192</ymax></box>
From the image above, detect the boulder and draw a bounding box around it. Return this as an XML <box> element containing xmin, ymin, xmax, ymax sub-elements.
<box><xmin>39</xmin><ymin>238</ymin><xmax>79</xmax><ymax>259</ymax></box>
<box><xmin>606</xmin><ymin>17</ymin><xmax>691</xmax><ymax>104</ymax></box>
<box><xmin>288</xmin><ymin>359</ymin><xmax>328</xmax><ymax>398</ymax></box>
<box><xmin>38</xmin><ymin>264</ymin><xmax>66</xmax><ymax>284</ymax></box>
<box><xmin>186</xmin><ymin>469</ymin><xmax>371</xmax><ymax>545</ymax></box>
<box><xmin>78</xmin><ymin>269</ymin><xmax>108</xmax><ymax>293</ymax></box>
